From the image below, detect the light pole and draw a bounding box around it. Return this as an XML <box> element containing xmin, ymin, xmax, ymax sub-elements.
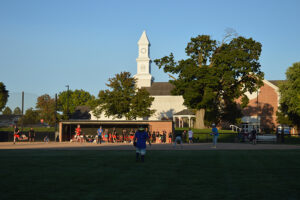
<box><xmin>65</xmin><ymin>85</ymin><xmax>69</xmax><ymax>119</ymax></box>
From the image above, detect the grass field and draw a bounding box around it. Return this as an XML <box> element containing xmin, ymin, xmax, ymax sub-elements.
<box><xmin>1</xmin><ymin>150</ymin><xmax>300</xmax><ymax>200</ymax></box>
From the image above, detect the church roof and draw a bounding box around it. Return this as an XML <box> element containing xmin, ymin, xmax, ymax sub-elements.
<box><xmin>174</xmin><ymin>109</ymin><xmax>195</xmax><ymax>116</ymax></box>
<box><xmin>143</xmin><ymin>82</ymin><xmax>174</xmax><ymax>95</ymax></box>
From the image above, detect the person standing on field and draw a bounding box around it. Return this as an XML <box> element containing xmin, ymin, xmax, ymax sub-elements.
<box><xmin>188</xmin><ymin>128</ymin><xmax>193</xmax><ymax>144</ymax></box>
<box><xmin>211</xmin><ymin>123</ymin><xmax>219</xmax><ymax>148</ymax></box>
<box><xmin>29</xmin><ymin>127</ymin><xmax>35</xmax><ymax>142</ymax></box>
<box><xmin>134</xmin><ymin>127</ymin><xmax>151</xmax><ymax>162</ymax></box>
<box><xmin>97</xmin><ymin>126</ymin><xmax>103</xmax><ymax>144</ymax></box>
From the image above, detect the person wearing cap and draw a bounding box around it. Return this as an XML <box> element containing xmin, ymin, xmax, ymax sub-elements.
<box><xmin>134</xmin><ymin>127</ymin><xmax>151</xmax><ymax>162</ymax></box>
<box><xmin>211</xmin><ymin>123</ymin><xmax>219</xmax><ymax>148</ymax></box>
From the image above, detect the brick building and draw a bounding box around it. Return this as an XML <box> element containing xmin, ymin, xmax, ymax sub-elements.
<box><xmin>240</xmin><ymin>80</ymin><xmax>281</xmax><ymax>133</ymax></box>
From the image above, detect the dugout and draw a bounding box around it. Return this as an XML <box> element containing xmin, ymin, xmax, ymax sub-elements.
<box><xmin>59</xmin><ymin>120</ymin><xmax>174</xmax><ymax>143</ymax></box>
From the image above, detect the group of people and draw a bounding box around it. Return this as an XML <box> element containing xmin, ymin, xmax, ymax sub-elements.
<box><xmin>73</xmin><ymin>125</ymin><xmax>175</xmax><ymax>144</ymax></box>
<box><xmin>173</xmin><ymin>125</ymin><xmax>219</xmax><ymax>148</ymax></box>
<box><xmin>237</xmin><ymin>128</ymin><xmax>257</xmax><ymax>145</ymax></box>
<box><xmin>13</xmin><ymin>125</ymin><xmax>50</xmax><ymax>144</ymax></box>
<box><xmin>13</xmin><ymin>125</ymin><xmax>36</xmax><ymax>144</ymax></box>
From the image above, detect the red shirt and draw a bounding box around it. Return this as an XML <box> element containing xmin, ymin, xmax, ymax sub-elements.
<box><xmin>75</xmin><ymin>128</ymin><xmax>81</xmax><ymax>135</ymax></box>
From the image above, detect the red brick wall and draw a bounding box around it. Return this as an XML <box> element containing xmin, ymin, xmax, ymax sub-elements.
<box><xmin>241</xmin><ymin>81</ymin><xmax>279</xmax><ymax>130</ymax></box>
<box><xmin>148</xmin><ymin>121</ymin><xmax>173</xmax><ymax>143</ymax></box>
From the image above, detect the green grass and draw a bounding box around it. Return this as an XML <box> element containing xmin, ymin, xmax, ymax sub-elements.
<box><xmin>175</xmin><ymin>128</ymin><xmax>237</xmax><ymax>143</ymax></box>
<box><xmin>1</xmin><ymin>150</ymin><xmax>300</xmax><ymax>200</ymax></box>
<box><xmin>175</xmin><ymin>127</ymin><xmax>236</xmax><ymax>134</ymax></box>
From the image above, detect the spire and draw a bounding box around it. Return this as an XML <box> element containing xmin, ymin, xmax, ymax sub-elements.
<box><xmin>138</xmin><ymin>30</ymin><xmax>150</xmax><ymax>45</ymax></box>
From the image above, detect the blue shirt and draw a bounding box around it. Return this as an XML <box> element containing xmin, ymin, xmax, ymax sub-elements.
<box><xmin>134</xmin><ymin>131</ymin><xmax>149</xmax><ymax>149</ymax></box>
<box><xmin>212</xmin><ymin>127</ymin><xmax>219</xmax><ymax>136</ymax></box>
<box><xmin>97</xmin><ymin>128</ymin><xmax>103</xmax><ymax>136</ymax></box>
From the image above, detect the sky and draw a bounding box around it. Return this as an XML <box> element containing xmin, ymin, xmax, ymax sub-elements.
<box><xmin>1</xmin><ymin>0</ymin><xmax>300</xmax><ymax>111</ymax></box>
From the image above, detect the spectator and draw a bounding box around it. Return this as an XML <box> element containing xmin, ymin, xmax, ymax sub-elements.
<box><xmin>151</xmin><ymin>131</ymin><xmax>156</xmax><ymax>143</ymax></box>
<box><xmin>168</xmin><ymin>132</ymin><xmax>173</xmax><ymax>143</ymax></box>
<box><xmin>156</xmin><ymin>131</ymin><xmax>161</xmax><ymax>143</ymax></box>
<box><xmin>188</xmin><ymin>128</ymin><xmax>193</xmax><ymax>144</ymax></box>
<box><xmin>162</xmin><ymin>131</ymin><xmax>166</xmax><ymax>143</ymax></box>
<box><xmin>251</xmin><ymin>128</ymin><xmax>257</xmax><ymax>145</ymax></box>
<box><xmin>122</xmin><ymin>129</ymin><xmax>127</xmax><ymax>143</ymax></box>
<box><xmin>29</xmin><ymin>127</ymin><xmax>35</xmax><ymax>143</ymax></box>
<box><xmin>97</xmin><ymin>126</ymin><xmax>103</xmax><ymax>144</ymax></box>
<box><xmin>44</xmin><ymin>135</ymin><xmax>49</xmax><ymax>143</ymax></box>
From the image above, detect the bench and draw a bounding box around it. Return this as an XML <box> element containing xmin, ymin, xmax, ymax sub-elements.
<box><xmin>256</xmin><ymin>135</ymin><xmax>277</xmax><ymax>143</ymax></box>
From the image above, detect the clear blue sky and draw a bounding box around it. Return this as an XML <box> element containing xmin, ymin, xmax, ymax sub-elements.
<box><xmin>1</xmin><ymin>0</ymin><xmax>300</xmax><ymax>110</ymax></box>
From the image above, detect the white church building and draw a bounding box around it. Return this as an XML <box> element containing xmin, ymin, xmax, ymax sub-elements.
<box><xmin>90</xmin><ymin>31</ymin><xmax>194</xmax><ymax>126</ymax></box>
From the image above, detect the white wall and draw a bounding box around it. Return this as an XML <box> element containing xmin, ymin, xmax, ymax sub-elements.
<box><xmin>90</xmin><ymin>95</ymin><xmax>187</xmax><ymax>120</ymax></box>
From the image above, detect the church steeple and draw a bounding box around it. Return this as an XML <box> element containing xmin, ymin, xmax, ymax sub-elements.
<box><xmin>138</xmin><ymin>30</ymin><xmax>150</xmax><ymax>45</ymax></box>
<box><xmin>134</xmin><ymin>31</ymin><xmax>152</xmax><ymax>88</ymax></box>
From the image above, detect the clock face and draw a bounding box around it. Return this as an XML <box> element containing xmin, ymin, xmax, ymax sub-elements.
<box><xmin>141</xmin><ymin>48</ymin><xmax>146</xmax><ymax>54</ymax></box>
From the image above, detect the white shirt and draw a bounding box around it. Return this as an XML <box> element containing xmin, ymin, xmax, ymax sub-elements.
<box><xmin>188</xmin><ymin>130</ymin><xmax>193</xmax><ymax>138</ymax></box>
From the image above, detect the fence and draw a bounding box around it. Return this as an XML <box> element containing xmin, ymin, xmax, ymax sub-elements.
<box><xmin>176</xmin><ymin>131</ymin><xmax>300</xmax><ymax>144</ymax></box>
<box><xmin>0</xmin><ymin>131</ymin><xmax>56</xmax><ymax>142</ymax></box>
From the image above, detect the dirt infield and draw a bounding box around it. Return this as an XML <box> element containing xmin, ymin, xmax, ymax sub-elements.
<box><xmin>0</xmin><ymin>142</ymin><xmax>300</xmax><ymax>150</ymax></box>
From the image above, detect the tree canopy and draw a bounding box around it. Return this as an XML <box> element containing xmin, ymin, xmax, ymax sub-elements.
<box><xmin>0</xmin><ymin>82</ymin><xmax>9</xmax><ymax>112</ymax></box>
<box><xmin>92</xmin><ymin>71</ymin><xmax>155</xmax><ymax>120</ymax></box>
<box><xmin>57</xmin><ymin>89</ymin><xmax>95</xmax><ymax>119</ymax></box>
<box><xmin>20</xmin><ymin>108</ymin><xmax>40</xmax><ymax>125</ymax></box>
<box><xmin>278</xmin><ymin>62</ymin><xmax>300</xmax><ymax>128</ymax></box>
<box><xmin>36</xmin><ymin>94</ymin><xmax>56</xmax><ymax>125</ymax></box>
<box><xmin>2</xmin><ymin>106</ymin><xmax>12</xmax><ymax>115</ymax></box>
<box><xmin>154</xmin><ymin>33</ymin><xmax>264</xmax><ymax>128</ymax></box>
<box><xmin>13</xmin><ymin>107</ymin><xmax>22</xmax><ymax>115</ymax></box>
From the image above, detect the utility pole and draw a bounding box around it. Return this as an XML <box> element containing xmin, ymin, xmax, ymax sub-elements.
<box><xmin>21</xmin><ymin>91</ymin><xmax>24</xmax><ymax>132</ymax></box>
<box><xmin>256</xmin><ymin>90</ymin><xmax>259</xmax><ymax>133</ymax></box>
<box><xmin>55</xmin><ymin>93</ymin><xmax>58</xmax><ymax>142</ymax></box>
<box><xmin>65</xmin><ymin>85</ymin><xmax>69</xmax><ymax>119</ymax></box>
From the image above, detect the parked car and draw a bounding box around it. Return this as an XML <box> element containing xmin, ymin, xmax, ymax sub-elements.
<box><xmin>277</xmin><ymin>125</ymin><xmax>291</xmax><ymax>134</ymax></box>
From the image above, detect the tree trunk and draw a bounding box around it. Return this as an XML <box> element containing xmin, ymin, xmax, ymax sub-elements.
<box><xmin>195</xmin><ymin>109</ymin><xmax>205</xmax><ymax>129</ymax></box>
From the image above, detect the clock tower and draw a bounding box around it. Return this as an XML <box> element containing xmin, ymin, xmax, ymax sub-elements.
<box><xmin>134</xmin><ymin>31</ymin><xmax>152</xmax><ymax>88</ymax></box>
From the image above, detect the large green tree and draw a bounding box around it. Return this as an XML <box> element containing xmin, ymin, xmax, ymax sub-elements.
<box><xmin>154</xmin><ymin>34</ymin><xmax>264</xmax><ymax>128</ymax></box>
<box><xmin>57</xmin><ymin>89</ymin><xmax>95</xmax><ymax>119</ymax></box>
<box><xmin>36</xmin><ymin>94</ymin><xmax>56</xmax><ymax>125</ymax></box>
<box><xmin>278</xmin><ymin>62</ymin><xmax>300</xmax><ymax>129</ymax></box>
<box><xmin>0</xmin><ymin>82</ymin><xmax>9</xmax><ymax>112</ymax></box>
<box><xmin>2</xmin><ymin>106</ymin><xmax>12</xmax><ymax>115</ymax></box>
<box><xmin>93</xmin><ymin>71</ymin><xmax>155</xmax><ymax>120</ymax></box>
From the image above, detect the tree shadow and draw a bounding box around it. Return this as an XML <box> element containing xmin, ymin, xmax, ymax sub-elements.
<box><xmin>158</xmin><ymin>109</ymin><xmax>175</xmax><ymax>120</ymax></box>
<box><xmin>242</xmin><ymin>103</ymin><xmax>275</xmax><ymax>132</ymax></box>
